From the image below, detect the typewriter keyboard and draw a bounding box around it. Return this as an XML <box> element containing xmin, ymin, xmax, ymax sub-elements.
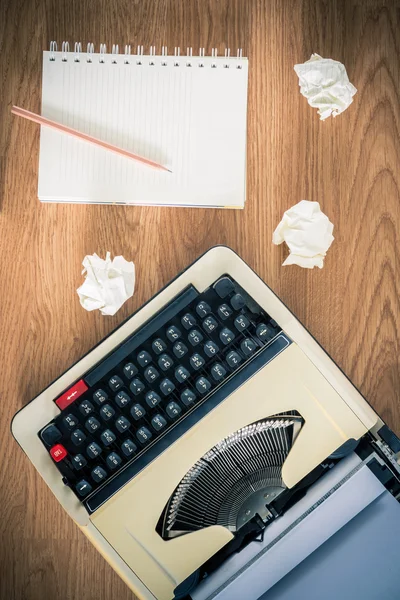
<box><xmin>39</xmin><ymin>276</ymin><xmax>282</xmax><ymax>504</ymax></box>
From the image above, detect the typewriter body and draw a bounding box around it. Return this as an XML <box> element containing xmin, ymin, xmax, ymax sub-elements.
<box><xmin>12</xmin><ymin>246</ymin><xmax>400</xmax><ymax>600</ymax></box>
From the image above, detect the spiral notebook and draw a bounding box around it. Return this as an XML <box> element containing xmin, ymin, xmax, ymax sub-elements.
<box><xmin>38</xmin><ymin>43</ymin><xmax>249</xmax><ymax>208</ymax></box>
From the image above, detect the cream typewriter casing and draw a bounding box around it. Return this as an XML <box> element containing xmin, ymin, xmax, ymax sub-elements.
<box><xmin>12</xmin><ymin>246</ymin><xmax>379</xmax><ymax>600</ymax></box>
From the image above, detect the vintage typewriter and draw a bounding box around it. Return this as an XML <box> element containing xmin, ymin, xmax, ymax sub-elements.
<box><xmin>12</xmin><ymin>247</ymin><xmax>400</xmax><ymax>599</ymax></box>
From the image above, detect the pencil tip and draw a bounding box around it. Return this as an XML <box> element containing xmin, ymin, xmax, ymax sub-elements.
<box><xmin>167</xmin><ymin>169</ymin><xmax>173</xmax><ymax>173</ymax></box>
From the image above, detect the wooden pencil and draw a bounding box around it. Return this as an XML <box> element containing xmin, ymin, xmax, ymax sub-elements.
<box><xmin>11</xmin><ymin>105</ymin><xmax>172</xmax><ymax>173</ymax></box>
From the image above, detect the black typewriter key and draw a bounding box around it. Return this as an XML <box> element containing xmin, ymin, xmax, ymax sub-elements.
<box><xmin>100</xmin><ymin>403</ymin><xmax>116</xmax><ymax>421</ymax></box>
<box><xmin>144</xmin><ymin>366</ymin><xmax>160</xmax><ymax>383</ymax></box>
<box><xmin>40</xmin><ymin>424</ymin><xmax>62</xmax><ymax>446</ymax></box>
<box><xmin>109</xmin><ymin>375</ymin><xmax>124</xmax><ymax>392</ymax></box>
<box><xmin>181</xmin><ymin>389</ymin><xmax>197</xmax><ymax>406</ymax></box>
<box><xmin>181</xmin><ymin>313</ymin><xmax>197</xmax><ymax>330</ymax></box>
<box><xmin>123</xmin><ymin>363</ymin><xmax>138</xmax><ymax>380</ymax></box>
<box><xmin>130</xmin><ymin>378</ymin><xmax>145</xmax><ymax>396</ymax></box>
<box><xmin>101</xmin><ymin>429</ymin><xmax>116</xmax><ymax>446</ymax></box>
<box><xmin>151</xmin><ymin>414</ymin><xmax>167</xmax><ymax>431</ymax></box>
<box><xmin>234</xmin><ymin>314</ymin><xmax>250</xmax><ymax>331</ymax></box>
<box><xmin>160</xmin><ymin>378</ymin><xmax>176</xmax><ymax>396</ymax></box>
<box><xmin>204</xmin><ymin>340</ymin><xmax>219</xmax><ymax>357</ymax></box>
<box><xmin>86</xmin><ymin>442</ymin><xmax>102</xmax><ymax>459</ymax></box>
<box><xmin>196</xmin><ymin>301</ymin><xmax>211</xmax><ymax>318</ymax></box>
<box><xmin>62</xmin><ymin>414</ymin><xmax>78</xmax><ymax>431</ymax></box>
<box><xmin>130</xmin><ymin>403</ymin><xmax>146</xmax><ymax>420</ymax></box>
<box><xmin>158</xmin><ymin>353</ymin><xmax>174</xmax><ymax>371</ymax></box>
<box><xmin>214</xmin><ymin>277</ymin><xmax>235</xmax><ymax>298</ymax></box>
<box><xmin>78</xmin><ymin>400</ymin><xmax>95</xmax><ymax>416</ymax></box>
<box><xmin>241</xmin><ymin>338</ymin><xmax>257</xmax><ymax>356</ymax></box>
<box><xmin>188</xmin><ymin>329</ymin><xmax>204</xmax><ymax>346</ymax></box>
<box><xmin>202</xmin><ymin>316</ymin><xmax>218</xmax><ymax>334</ymax></box>
<box><xmin>85</xmin><ymin>416</ymin><xmax>101</xmax><ymax>433</ymax></box>
<box><xmin>152</xmin><ymin>338</ymin><xmax>167</xmax><ymax>355</ymax></box>
<box><xmin>136</xmin><ymin>426</ymin><xmax>152</xmax><ymax>445</ymax></box>
<box><xmin>91</xmin><ymin>466</ymin><xmax>107</xmax><ymax>483</ymax></box>
<box><xmin>166</xmin><ymin>325</ymin><xmax>182</xmax><ymax>341</ymax></box>
<box><xmin>145</xmin><ymin>390</ymin><xmax>161</xmax><ymax>408</ymax></box>
<box><xmin>115</xmin><ymin>416</ymin><xmax>131</xmax><ymax>433</ymax></box>
<box><xmin>218</xmin><ymin>303</ymin><xmax>233</xmax><ymax>320</ymax></box>
<box><xmin>211</xmin><ymin>363</ymin><xmax>227</xmax><ymax>381</ymax></box>
<box><xmin>93</xmin><ymin>389</ymin><xmax>108</xmax><ymax>405</ymax></box>
<box><xmin>121</xmin><ymin>439</ymin><xmax>137</xmax><ymax>457</ymax></box>
<box><xmin>71</xmin><ymin>429</ymin><xmax>86</xmax><ymax>446</ymax></box>
<box><xmin>175</xmin><ymin>365</ymin><xmax>190</xmax><ymax>383</ymax></box>
<box><xmin>166</xmin><ymin>401</ymin><xmax>182</xmax><ymax>419</ymax></box>
<box><xmin>106</xmin><ymin>452</ymin><xmax>122</xmax><ymax>470</ymax></box>
<box><xmin>115</xmin><ymin>391</ymin><xmax>132</xmax><ymax>408</ymax></box>
<box><xmin>137</xmin><ymin>350</ymin><xmax>152</xmax><ymax>367</ymax></box>
<box><xmin>72</xmin><ymin>454</ymin><xmax>87</xmax><ymax>470</ymax></box>
<box><xmin>219</xmin><ymin>328</ymin><xmax>235</xmax><ymax>345</ymax></box>
<box><xmin>256</xmin><ymin>323</ymin><xmax>273</xmax><ymax>342</ymax></box>
<box><xmin>173</xmin><ymin>341</ymin><xmax>189</xmax><ymax>358</ymax></box>
<box><xmin>76</xmin><ymin>480</ymin><xmax>92</xmax><ymax>497</ymax></box>
<box><xmin>190</xmin><ymin>353</ymin><xmax>205</xmax><ymax>370</ymax></box>
<box><xmin>230</xmin><ymin>293</ymin><xmax>246</xmax><ymax>311</ymax></box>
<box><xmin>226</xmin><ymin>350</ymin><xmax>242</xmax><ymax>368</ymax></box>
<box><xmin>196</xmin><ymin>376</ymin><xmax>212</xmax><ymax>394</ymax></box>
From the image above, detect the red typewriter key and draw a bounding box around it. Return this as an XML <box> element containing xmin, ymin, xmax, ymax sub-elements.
<box><xmin>50</xmin><ymin>444</ymin><xmax>68</xmax><ymax>462</ymax></box>
<box><xmin>55</xmin><ymin>380</ymin><xmax>88</xmax><ymax>410</ymax></box>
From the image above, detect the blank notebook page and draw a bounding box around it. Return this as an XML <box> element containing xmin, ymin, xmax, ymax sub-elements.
<box><xmin>38</xmin><ymin>51</ymin><xmax>249</xmax><ymax>207</ymax></box>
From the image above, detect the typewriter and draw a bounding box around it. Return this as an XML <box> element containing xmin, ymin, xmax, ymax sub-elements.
<box><xmin>12</xmin><ymin>247</ymin><xmax>400</xmax><ymax>600</ymax></box>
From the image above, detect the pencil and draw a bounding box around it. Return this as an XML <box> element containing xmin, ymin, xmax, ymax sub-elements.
<box><xmin>11</xmin><ymin>105</ymin><xmax>172</xmax><ymax>173</ymax></box>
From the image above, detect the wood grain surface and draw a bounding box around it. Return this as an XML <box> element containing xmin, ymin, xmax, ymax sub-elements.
<box><xmin>1</xmin><ymin>1</ymin><xmax>399</xmax><ymax>598</ymax></box>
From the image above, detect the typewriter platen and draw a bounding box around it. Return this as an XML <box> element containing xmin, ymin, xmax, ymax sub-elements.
<box><xmin>12</xmin><ymin>247</ymin><xmax>400</xmax><ymax>600</ymax></box>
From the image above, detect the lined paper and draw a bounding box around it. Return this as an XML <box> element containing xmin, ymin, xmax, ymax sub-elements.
<box><xmin>38</xmin><ymin>51</ymin><xmax>248</xmax><ymax>207</ymax></box>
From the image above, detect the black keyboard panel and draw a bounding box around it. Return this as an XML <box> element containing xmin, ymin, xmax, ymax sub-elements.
<box><xmin>39</xmin><ymin>276</ymin><xmax>283</xmax><ymax>505</ymax></box>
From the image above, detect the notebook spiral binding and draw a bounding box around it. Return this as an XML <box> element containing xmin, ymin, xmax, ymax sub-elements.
<box><xmin>49</xmin><ymin>41</ymin><xmax>244</xmax><ymax>68</ymax></box>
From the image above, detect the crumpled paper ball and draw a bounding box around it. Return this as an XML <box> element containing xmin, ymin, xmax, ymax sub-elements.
<box><xmin>77</xmin><ymin>252</ymin><xmax>135</xmax><ymax>315</ymax></box>
<box><xmin>272</xmin><ymin>200</ymin><xmax>334</xmax><ymax>269</ymax></box>
<box><xmin>294</xmin><ymin>54</ymin><xmax>357</xmax><ymax>120</ymax></box>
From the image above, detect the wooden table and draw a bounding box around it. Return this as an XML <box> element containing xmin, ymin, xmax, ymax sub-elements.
<box><xmin>1</xmin><ymin>1</ymin><xmax>399</xmax><ymax>598</ymax></box>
